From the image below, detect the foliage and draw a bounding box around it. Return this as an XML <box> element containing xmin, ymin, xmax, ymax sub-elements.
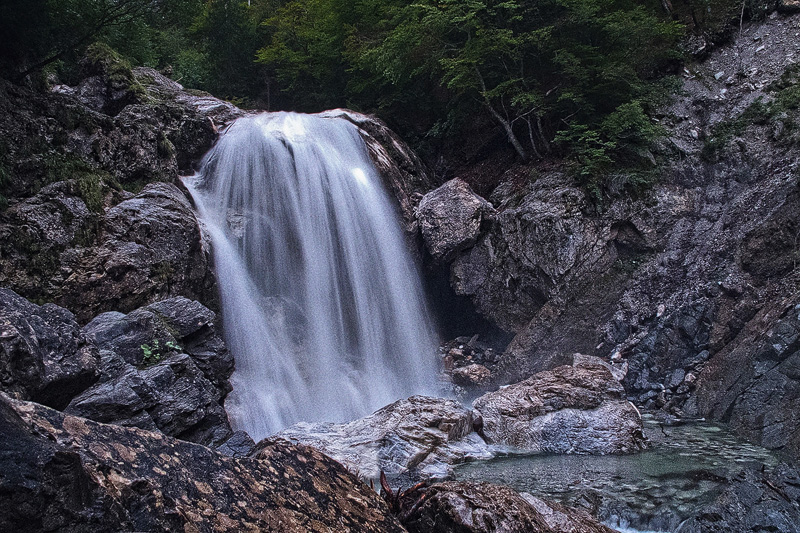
<box><xmin>140</xmin><ymin>339</ymin><xmax>182</xmax><ymax>367</ymax></box>
<box><xmin>705</xmin><ymin>63</ymin><xmax>800</xmax><ymax>157</ymax></box>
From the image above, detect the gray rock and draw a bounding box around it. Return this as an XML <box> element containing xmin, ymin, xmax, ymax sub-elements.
<box><xmin>0</xmin><ymin>289</ymin><xmax>99</xmax><ymax>409</ymax></box>
<box><xmin>676</xmin><ymin>463</ymin><xmax>800</xmax><ymax>533</ymax></box>
<box><xmin>275</xmin><ymin>395</ymin><xmax>492</xmax><ymax>480</ymax></box>
<box><xmin>65</xmin><ymin>297</ymin><xmax>233</xmax><ymax>446</ymax></box>
<box><xmin>403</xmin><ymin>481</ymin><xmax>616</xmax><ymax>533</ymax></box>
<box><xmin>417</xmin><ymin>178</ymin><xmax>495</xmax><ymax>262</ymax></box>
<box><xmin>473</xmin><ymin>356</ymin><xmax>646</xmax><ymax>454</ymax></box>
<box><xmin>59</xmin><ymin>183</ymin><xmax>217</xmax><ymax>322</ymax></box>
<box><xmin>0</xmin><ymin>393</ymin><xmax>406</xmax><ymax>533</ymax></box>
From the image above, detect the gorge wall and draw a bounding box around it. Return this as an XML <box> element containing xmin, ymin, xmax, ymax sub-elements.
<box><xmin>419</xmin><ymin>11</ymin><xmax>800</xmax><ymax>458</ymax></box>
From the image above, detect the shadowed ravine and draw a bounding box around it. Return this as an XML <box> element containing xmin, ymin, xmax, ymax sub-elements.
<box><xmin>184</xmin><ymin>112</ymin><xmax>438</xmax><ymax>440</ymax></box>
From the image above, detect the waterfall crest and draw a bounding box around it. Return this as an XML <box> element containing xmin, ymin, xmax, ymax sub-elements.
<box><xmin>185</xmin><ymin>112</ymin><xmax>438</xmax><ymax>440</ymax></box>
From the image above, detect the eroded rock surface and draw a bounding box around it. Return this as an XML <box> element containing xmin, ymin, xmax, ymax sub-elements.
<box><xmin>677</xmin><ymin>463</ymin><xmax>800</xmax><ymax>533</ymax></box>
<box><xmin>473</xmin><ymin>356</ymin><xmax>645</xmax><ymax>454</ymax></box>
<box><xmin>276</xmin><ymin>395</ymin><xmax>492</xmax><ymax>480</ymax></box>
<box><xmin>418</xmin><ymin>178</ymin><xmax>495</xmax><ymax>262</ymax></box>
<box><xmin>0</xmin><ymin>393</ymin><xmax>405</xmax><ymax>533</ymax></box>
<box><xmin>65</xmin><ymin>297</ymin><xmax>233</xmax><ymax>446</ymax></box>
<box><xmin>403</xmin><ymin>481</ymin><xmax>615</xmax><ymax>533</ymax></box>
<box><xmin>0</xmin><ymin>288</ymin><xmax>99</xmax><ymax>409</ymax></box>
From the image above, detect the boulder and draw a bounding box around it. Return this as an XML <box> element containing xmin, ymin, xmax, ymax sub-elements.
<box><xmin>0</xmin><ymin>288</ymin><xmax>99</xmax><ymax>409</ymax></box>
<box><xmin>452</xmin><ymin>364</ymin><xmax>493</xmax><ymax>389</ymax></box>
<box><xmin>473</xmin><ymin>356</ymin><xmax>646</xmax><ymax>454</ymax></box>
<box><xmin>0</xmin><ymin>393</ymin><xmax>406</xmax><ymax>533</ymax></box>
<box><xmin>403</xmin><ymin>481</ymin><xmax>615</xmax><ymax>533</ymax></box>
<box><xmin>417</xmin><ymin>178</ymin><xmax>495</xmax><ymax>262</ymax></box>
<box><xmin>65</xmin><ymin>297</ymin><xmax>234</xmax><ymax>446</ymax></box>
<box><xmin>276</xmin><ymin>395</ymin><xmax>492</xmax><ymax>480</ymax></box>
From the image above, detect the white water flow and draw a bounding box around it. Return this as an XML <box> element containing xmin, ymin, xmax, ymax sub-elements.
<box><xmin>184</xmin><ymin>112</ymin><xmax>439</xmax><ymax>440</ymax></box>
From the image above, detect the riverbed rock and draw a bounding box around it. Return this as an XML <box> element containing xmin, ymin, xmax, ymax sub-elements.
<box><xmin>65</xmin><ymin>297</ymin><xmax>234</xmax><ymax>446</ymax></box>
<box><xmin>473</xmin><ymin>356</ymin><xmax>646</xmax><ymax>454</ymax></box>
<box><xmin>417</xmin><ymin>178</ymin><xmax>495</xmax><ymax>262</ymax></box>
<box><xmin>403</xmin><ymin>481</ymin><xmax>616</xmax><ymax>533</ymax></box>
<box><xmin>676</xmin><ymin>463</ymin><xmax>800</xmax><ymax>533</ymax></box>
<box><xmin>0</xmin><ymin>393</ymin><xmax>406</xmax><ymax>532</ymax></box>
<box><xmin>452</xmin><ymin>364</ymin><xmax>493</xmax><ymax>389</ymax></box>
<box><xmin>275</xmin><ymin>395</ymin><xmax>492</xmax><ymax>481</ymax></box>
<box><xmin>0</xmin><ymin>288</ymin><xmax>99</xmax><ymax>409</ymax></box>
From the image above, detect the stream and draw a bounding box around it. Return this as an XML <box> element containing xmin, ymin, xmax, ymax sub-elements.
<box><xmin>454</xmin><ymin>414</ymin><xmax>780</xmax><ymax>532</ymax></box>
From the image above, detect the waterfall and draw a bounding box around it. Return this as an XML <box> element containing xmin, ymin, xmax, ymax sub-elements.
<box><xmin>184</xmin><ymin>112</ymin><xmax>439</xmax><ymax>440</ymax></box>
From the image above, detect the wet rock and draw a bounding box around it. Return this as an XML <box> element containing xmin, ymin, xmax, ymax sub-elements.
<box><xmin>452</xmin><ymin>364</ymin><xmax>493</xmax><ymax>389</ymax></box>
<box><xmin>473</xmin><ymin>356</ymin><xmax>646</xmax><ymax>454</ymax></box>
<box><xmin>403</xmin><ymin>481</ymin><xmax>615</xmax><ymax>533</ymax></box>
<box><xmin>521</xmin><ymin>494</ymin><xmax>619</xmax><ymax>533</ymax></box>
<box><xmin>319</xmin><ymin>109</ymin><xmax>434</xmax><ymax>241</ymax></box>
<box><xmin>276</xmin><ymin>395</ymin><xmax>492</xmax><ymax>480</ymax></box>
<box><xmin>417</xmin><ymin>178</ymin><xmax>495</xmax><ymax>262</ymax></box>
<box><xmin>59</xmin><ymin>183</ymin><xmax>217</xmax><ymax>322</ymax></box>
<box><xmin>65</xmin><ymin>297</ymin><xmax>234</xmax><ymax>446</ymax></box>
<box><xmin>689</xmin><ymin>292</ymin><xmax>800</xmax><ymax>456</ymax></box>
<box><xmin>677</xmin><ymin>463</ymin><xmax>800</xmax><ymax>533</ymax></box>
<box><xmin>0</xmin><ymin>289</ymin><xmax>99</xmax><ymax>409</ymax></box>
<box><xmin>0</xmin><ymin>393</ymin><xmax>405</xmax><ymax>533</ymax></box>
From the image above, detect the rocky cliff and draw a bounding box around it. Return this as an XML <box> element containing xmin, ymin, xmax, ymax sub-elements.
<box><xmin>420</xmin><ymin>11</ymin><xmax>800</xmax><ymax>458</ymax></box>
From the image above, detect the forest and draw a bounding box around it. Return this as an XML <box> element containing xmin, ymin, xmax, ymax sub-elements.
<box><xmin>0</xmin><ymin>0</ymin><xmax>774</xmax><ymax>195</ymax></box>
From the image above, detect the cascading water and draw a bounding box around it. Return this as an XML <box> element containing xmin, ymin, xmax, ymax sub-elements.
<box><xmin>184</xmin><ymin>112</ymin><xmax>439</xmax><ymax>440</ymax></box>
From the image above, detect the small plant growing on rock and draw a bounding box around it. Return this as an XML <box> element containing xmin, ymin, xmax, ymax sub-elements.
<box><xmin>140</xmin><ymin>339</ymin><xmax>182</xmax><ymax>367</ymax></box>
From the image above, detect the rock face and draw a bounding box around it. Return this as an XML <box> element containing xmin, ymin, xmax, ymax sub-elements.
<box><xmin>0</xmin><ymin>288</ymin><xmax>99</xmax><ymax>409</ymax></box>
<box><xmin>276</xmin><ymin>396</ymin><xmax>492</xmax><ymax>480</ymax></box>
<box><xmin>403</xmin><ymin>481</ymin><xmax>616</xmax><ymax>533</ymax></box>
<box><xmin>418</xmin><ymin>178</ymin><xmax>495</xmax><ymax>262</ymax></box>
<box><xmin>677</xmin><ymin>463</ymin><xmax>800</xmax><ymax>533</ymax></box>
<box><xmin>0</xmin><ymin>58</ymin><xmax>235</xmax><ymax>320</ymax></box>
<box><xmin>0</xmin><ymin>393</ymin><xmax>406</xmax><ymax>533</ymax></box>
<box><xmin>420</xmin><ymin>12</ymin><xmax>800</xmax><ymax>457</ymax></box>
<box><xmin>1</xmin><ymin>181</ymin><xmax>218</xmax><ymax>323</ymax></box>
<box><xmin>65</xmin><ymin>297</ymin><xmax>234</xmax><ymax>446</ymax></box>
<box><xmin>473</xmin><ymin>356</ymin><xmax>645</xmax><ymax>454</ymax></box>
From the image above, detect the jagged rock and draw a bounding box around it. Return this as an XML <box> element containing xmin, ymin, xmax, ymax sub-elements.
<box><xmin>0</xmin><ymin>393</ymin><xmax>406</xmax><ymax>533</ymax></box>
<box><xmin>452</xmin><ymin>364</ymin><xmax>493</xmax><ymax>389</ymax></box>
<box><xmin>521</xmin><ymin>494</ymin><xmax>619</xmax><ymax>533</ymax></box>
<box><xmin>417</xmin><ymin>178</ymin><xmax>495</xmax><ymax>262</ymax></box>
<box><xmin>473</xmin><ymin>356</ymin><xmax>646</xmax><ymax>454</ymax></box>
<box><xmin>688</xmin><ymin>291</ymin><xmax>800</xmax><ymax>456</ymax></box>
<box><xmin>676</xmin><ymin>463</ymin><xmax>800</xmax><ymax>532</ymax></box>
<box><xmin>61</xmin><ymin>183</ymin><xmax>217</xmax><ymax>322</ymax></box>
<box><xmin>0</xmin><ymin>289</ymin><xmax>99</xmax><ymax>409</ymax></box>
<box><xmin>276</xmin><ymin>395</ymin><xmax>492</xmax><ymax>480</ymax></box>
<box><xmin>65</xmin><ymin>297</ymin><xmax>233</xmax><ymax>446</ymax></box>
<box><xmin>403</xmin><ymin>481</ymin><xmax>615</xmax><ymax>533</ymax></box>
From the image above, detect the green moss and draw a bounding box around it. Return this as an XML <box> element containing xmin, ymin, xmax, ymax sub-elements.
<box><xmin>84</xmin><ymin>42</ymin><xmax>148</xmax><ymax>101</ymax></box>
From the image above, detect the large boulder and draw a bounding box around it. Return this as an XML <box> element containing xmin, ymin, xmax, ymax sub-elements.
<box><xmin>417</xmin><ymin>178</ymin><xmax>495</xmax><ymax>262</ymax></box>
<box><xmin>473</xmin><ymin>356</ymin><xmax>645</xmax><ymax>454</ymax></box>
<box><xmin>0</xmin><ymin>393</ymin><xmax>406</xmax><ymax>533</ymax></box>
<box><xmin>276</xmin><ymin>395</ymin><xmax>492</xmax><ymax>480</ymax></box>
<box><xmin>65</xmin><ymin>297</ymin><xmax>234</xmax><ymax>446</ymax></box>
<box><xmin>0</xmin><ymin>288</ymin><xmax>99</xmax><ymax>409</ymax></box>
<box><xmin>403</xmin><ymin>481</ymin><xmax>615</xmax><ymax>533</ymax></box>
